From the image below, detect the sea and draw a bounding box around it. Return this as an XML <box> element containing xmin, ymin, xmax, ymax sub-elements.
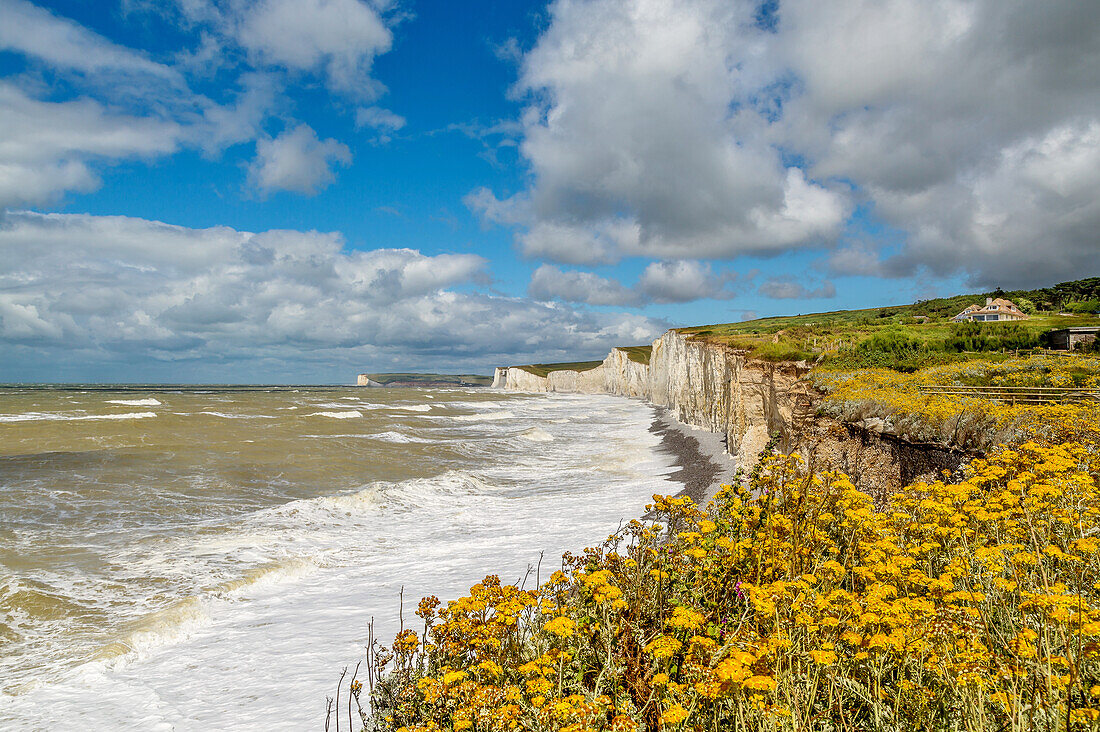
<box><xmin>0</xmin><ymin>385</ymin><xmax>678</xmax><ymax>730</ymax></box>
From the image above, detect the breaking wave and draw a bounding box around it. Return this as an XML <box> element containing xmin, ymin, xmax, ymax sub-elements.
<box><xmin>0</xmin><ymin>411</ymin><xmax>158</xmax><ymax>423</ymax></box>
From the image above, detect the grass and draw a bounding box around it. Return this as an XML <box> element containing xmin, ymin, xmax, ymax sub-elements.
<box><xmin>363</xmin><ymin>373</ymin><xmax>494</xmax><ymax>387</ymax></box>
<box><xmin>678</xmin><ymin>309</ymin><xmax>1098</xmax><ymax>367</ymax></box>
<box><xmin>515</xmin><ymin>361</ymin><xmax>604</xmax><ymax>378</ymax></box>
<box><xmin>515</xmin><ymin>347</ymin><xmax>649</xmax><ymax>378</ymax></box>
<box><xmin>615</xmin><ymin>346</ymin><xmax>652</xmax><ymax>365</ymax></box>
<box><xmin>503</xmin><ymin>279</ymin><xmax>1100</xmax><ymax>376</ymax></box>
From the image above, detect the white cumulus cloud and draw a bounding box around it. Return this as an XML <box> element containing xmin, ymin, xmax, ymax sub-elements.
<box><xmin>773</xmin><ymin>0</ymin><xmax>1100</xmax><ymax>287</ymax></box>
<box><xmin>470</xmin><ymin>0</ymin><xmax>850</xmax><ymax>264</ymax></box>
<box><xmin>0</xmin><ymin>211</ymin><xmax>665</xmax><ymax>380</ymax></box>
<box><xmin>0</xmin><ymin>0</ymin><xmax>179</xmax><ymax>79</ymax></box>
<box><xmin>355</xmin><ymin>106</ymin><xmax>405</xmax><ymax>132</ymax></box>
<box><xmin>0</xmin><ymin>82</ymin><xmax>182</xmax><ymax>208</ymax></box>
<box><xmin>528</xmin><ymin>260</ymin><xmax>737</xmax><ymax>306</ymax></box>
<box><xmin>248</xmin><ymin>125</ymin><xmax>352</xmax><ymax>196</ymax></box>
<box><xmin>475</xmin><ymin>0</ymin><xmax>1100</xmax><ymax>289</ymax></box>
<box><xmin>637</xmin><ymin>261</ymin><xmax>737</xmax><ymax>304</ymax></box>
<box><xmin>758</xmin><ymin>277</ymin><xmax>837</xmax><ymax>300</ymax></box>
<box><xmin>528</xmin><ymin>265</ymin><xmax>641</xmax><ymax>306</ymax></box>
<box><xmin>236</xmin><ymin>0</ymin><xmax>392</xmax><ymax>97</ymax></box>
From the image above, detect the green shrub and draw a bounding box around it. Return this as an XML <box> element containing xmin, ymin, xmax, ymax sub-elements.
<box><xmin>1067</xmin><ymin>300</ymin><xmax>1100</xmax><ymax>314</ymax></box>
<box><xmin>755</xmin><ymin>342</ymin><xmax>812</xmax><ymax>362</ymax></box>
<box><xmin>825</xmin><ymin>331</ymin><xmax>954</xmax><ymax>372</ymax></box>
<box><xmin>944</xmin><ymin>322</ymin><xmax>1039</xmax><ymax>353</ymax></box>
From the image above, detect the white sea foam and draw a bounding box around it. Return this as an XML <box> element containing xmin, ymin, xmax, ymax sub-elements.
<box><xmin>93</xmin><ymin>597</ymin><xmax>213</xmax><ymax>665</ymax></box>
<box><xmin>519</xmin><ymin>427</ymin><xmax>555</xmax><ymax>442</ymax></box>
<box><xmin>394</xmin><ymin>404</ymin><xmax>432</xmax><ymax>412</ymax></box>
<box><xmin>303</xmin><ymin>432</ymin><xmax>427</xmax><ymax>443</ymax></box>
<box><xmin>453</xmin><ymin>410</ymin><xmax>515</xmax><ymax>422</ymax></box>
<box><xmin>371</xmin><ymin>430</ymin><xmax>429</xmax><ymax>443</ymax></box>
<box><xmin>106</xmin><ymin>398</ymin><xmax>162</xmax><ymax>407</ymax></box>
<box><xmin>0</xmin><ymin>411</ymin><xmax>158</xmax><ymax>423</ymax></box>
<box><xmin>198</xmin><ymin>411</ymin><xmax>276</xmax><ymax>419</ymax></box>
<box><xmin>309</xmin><ymin>410</ymin><xmax>363</xmax><ymax>419</ymax></box>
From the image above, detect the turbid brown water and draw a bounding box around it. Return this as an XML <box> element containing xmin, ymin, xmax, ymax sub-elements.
<box><xmin>0</xmin><ymin>385</ymin><xmax>680</xmax><ymax>729</ymax></box>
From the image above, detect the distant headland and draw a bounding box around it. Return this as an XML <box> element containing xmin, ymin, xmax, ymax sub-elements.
<box><xmin>356</xmin><ymin>372</ymin><xmax>493</xmax><ymax>388</ymax></box>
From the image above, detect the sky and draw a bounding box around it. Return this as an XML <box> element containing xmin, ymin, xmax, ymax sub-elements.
<box><xmin>0</xmin><ymin>0</ymin><xmax>1097</xmax><ymax>383</ymax></box>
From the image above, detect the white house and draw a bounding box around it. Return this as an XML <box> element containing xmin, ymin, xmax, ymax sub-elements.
<box><xmin>951</xmin><ymin>298</ymin><xmax>1029</xmax><ymax>323</ymax></box>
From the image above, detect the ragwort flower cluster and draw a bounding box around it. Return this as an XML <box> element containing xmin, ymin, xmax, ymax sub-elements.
<box><xmin>362</xmin><ymin>433</ymin><xmax>1100</xmax><ymax>731</ymax></box>
<box><xmin>814</xmin><ymin>356</ymin><xmax>1100</xmax><ymax>449</ymax></box>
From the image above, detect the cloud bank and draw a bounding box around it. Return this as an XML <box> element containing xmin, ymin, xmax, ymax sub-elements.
<box><xmin>0</xmin><ymin>211</ymin><xmax>663</xmax><ymax>380</ymax></box>
<box><xmin>473</xmin><ymin>0</ymin><xmax>1100</xmax><ymax>288</ymax></box>
<box><xmin>529</xmin><ymin>260</ymin><xmax>738</xmax><ymax>306</ymax></box>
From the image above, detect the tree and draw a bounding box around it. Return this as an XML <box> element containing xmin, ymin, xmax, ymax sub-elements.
<box><xmin>1068</xmin><ymin>300</ymin><xmax>1100</xmax><ymax>314</ymax></box>
<box><xmin>1015</xmin><ymin>297</ymin><xmax>1037</xmax><ymax>314</ymax></box>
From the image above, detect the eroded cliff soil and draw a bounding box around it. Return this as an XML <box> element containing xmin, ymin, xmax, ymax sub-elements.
<box><xmin>495</xmin><ymin>331</ymin><xmax>970</xmax><ymax>498</ymax></box>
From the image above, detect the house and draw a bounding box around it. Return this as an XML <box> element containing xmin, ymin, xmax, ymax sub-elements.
<box><xmin>951</xmin><ymin>298</ymin><xmax>1029</xmax><ymax>323</ymax></box>
<box><xmin>1047</xmin><ymin>327</ymin><xmax>1100</xmax><ymax>351</ymax></box>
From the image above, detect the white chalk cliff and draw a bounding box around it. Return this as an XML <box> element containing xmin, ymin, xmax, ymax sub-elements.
<box><xmin>495</xmin><ymin>330</ymin><xmax>968</xmax><ymax>496</ymax></box>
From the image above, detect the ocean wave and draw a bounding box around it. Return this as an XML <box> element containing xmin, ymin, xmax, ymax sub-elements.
<box><xmin>519</xmin><ymin>427</ymin><xmax>555</xmax><ymax>442</ymax></box>
<box><xmin>0</xmin><ymin>411</ymin><xmax>158</xmax><ymax>423</ymax></box>
<box><xmin>105</xmin><ymin>398</ymin><xmax>162</xmax><ymax>407</ymax></box>
<box><xmin>90</xmin><ymin>558</ymin><xmax>318</xmax><ymax>667</ymax></box>
<box><xmin>198</xmin><ymin>412</ymin><xmax>276</xmax><ymax>419</ymax></box>
<box><xmin>93</xmin><ymin>597</ymin><xmax>212</xmax><ymax>665</ymax></box>
<box><xmin>383</xmin><ymin>471</ymin><xmax>496</xmax><ymax>506</ymax></box>
<box><xmin>278</xmin><ymin>471</ymin><xmax>494</xmax><ymax>519</ymax></box>
<box><xmin>452</xmin><ymin>410</ymin><xmax>515</xmax><ymax>422</ymax></box>
<box><xmin>301</xmin><ymin>431</ymin><xmax>429</xmax><ymax>443</ymax></box>
<box><xmin>371</xmin><ymin>431</ymin><xmax>430</xmax><ymax>443</ymax></box>
<box><xmin>394</xmin><ymin>404</ymin><xmax>432</xmax><ymax>412</ymax></box>
<box><xmin>213</xmin><ymin>558</ymin><xmax>319</xmax><ymax>598</ymax></box>
<box><xmin>308</xmin><ymin>485</ymin><xmax>386</xmax><ymax>514</ymax></box>
<box><xmin>0</xmin><ymin>577</ymin><xmax>83</xmax><ymax>627</ymax></box>
<box><xmin>309</xmin><ymin>410</ymin><xmax>363</xmax><ymax>419</ymax></box>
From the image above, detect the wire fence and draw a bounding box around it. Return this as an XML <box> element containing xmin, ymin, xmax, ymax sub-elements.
<box><xmin>917</xmin><ymin>385</ymin><xmax>1100</xmax><ymax>404</ymax></box>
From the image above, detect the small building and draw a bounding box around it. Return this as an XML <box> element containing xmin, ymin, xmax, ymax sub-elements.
<box><xmin>1047</xmin><ymin>327</ymin><xmax>1100</xmax><ymax>351</ymax></box>
<box><xmin>951</xmin><ymin>298</ymin><xmax>1029</xmax><ymax>323</ymax></box>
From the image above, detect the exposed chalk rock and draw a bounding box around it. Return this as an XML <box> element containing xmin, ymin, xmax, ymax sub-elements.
<box><xmin>495</xmin><ymin>329</ymin><xmax>970</xmax><ymax>498</ymax></box>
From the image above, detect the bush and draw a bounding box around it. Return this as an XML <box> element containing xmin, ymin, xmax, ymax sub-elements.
<box><xmin>1076</xmin><ymin>338</ymin><xmax>1100</xmax><ymax>354</ymax></box>
<box><xmin>755</xmin><ymin>343</ymin><xmax>813</xmax><ymax>362</ymax></box>
<box><xmin>1068</xmin><ymin>300</ymin><xmax>1100</xmax><ymax>314</ymax></box>
<box><xmin>825</xmin><ymin>331</ymin><xmax>953</xmax><ymax>372</ymax></box>
<box><xmin>945</xmin><ymin>322</ymin><xmax>1039</xmax><ymax>353</ymax></box>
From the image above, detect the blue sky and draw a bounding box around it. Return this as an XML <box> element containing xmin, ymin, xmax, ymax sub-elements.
<box><xmin>0</xmin><ymin>0</ymin><xmax>1097</xmax><ymax>382</ymax></box>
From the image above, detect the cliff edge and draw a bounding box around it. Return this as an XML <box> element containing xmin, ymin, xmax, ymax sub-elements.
<box><xmin>496</xmin><ymin>330</ymin><xmax>968</xmax><ymax>498</ymax></box>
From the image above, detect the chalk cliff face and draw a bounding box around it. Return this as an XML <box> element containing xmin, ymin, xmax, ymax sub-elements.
<box><xmin>492</xmin><ymin>365</ymin><xmax>606</xmax><ymax>392</ymax></box>
<box><xmin>492</xmin><ymin>347</ymin><xmax>649</xmax><ymax>396</ymax></box>
<box><xmin>601</xmin><ymin>348</ymin><xmax>650</xmax><ymax>398</ymax></box>
<box><xmin>496</xmin><ymin>330</ymin><xmax>969</xmax><ymax>497</ymax></box>
<box><xmin>646</xmin><ymin>330</ymin><xmax>816</xmax><ymax>467</ymax></box>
